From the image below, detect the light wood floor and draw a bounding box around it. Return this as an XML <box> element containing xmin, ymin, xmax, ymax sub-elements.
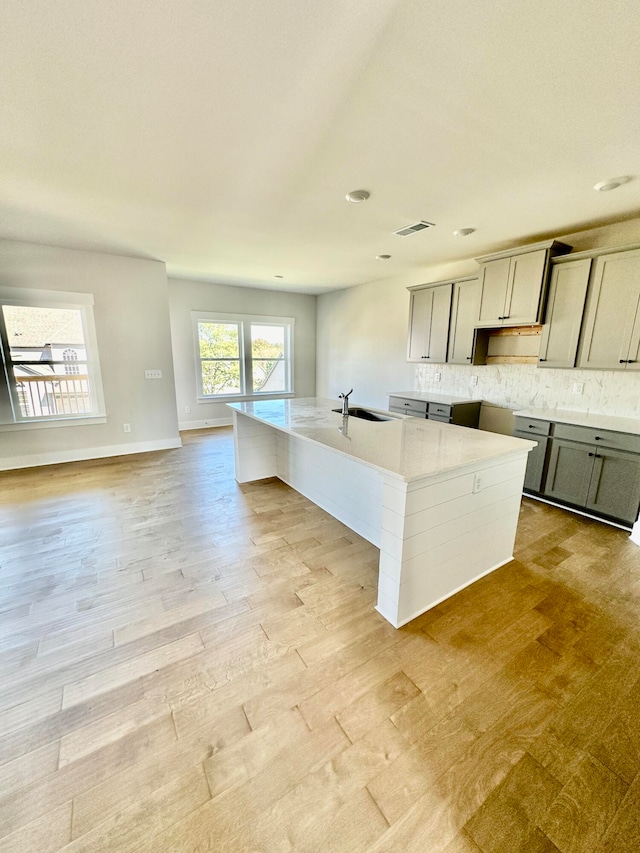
<box><xmin>1</xmin><ymin>427</ymin><xmax>639</xmax><ymax>852</ymax></box>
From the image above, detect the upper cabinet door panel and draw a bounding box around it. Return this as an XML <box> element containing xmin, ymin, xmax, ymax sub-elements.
<box><xmin>476</xmin><ymin>258</ymin><xmax>510</xmax><ymax>326</ymax></box>
<box><xmin>430</xmin><ymin>283</ymin><xmax>453</xmax><ymax>362</ymax></box>
<box><xmin>505</xmin><ymin>249</ymin><xmax>547</xmax><ymax>324</ymax></box>
<box><xmin>539</xmin><ymin>258</ymin><xmax>591</xmax><ymax>368</ymax></box>
<box><xmin>578</xmin><ymin>249</ymin><xmax>640</xmax><ymax>369</ymax></box>
<box><xmin>448</xmin><ymin>279</ymin><xmax>479</xmax><ymax>364</ymax></box>
<box><xmin>407</xmin><ymin>287</ymin><xmax>433</xmax><ymax>361</ymax></box>
<box><xmin>407</xmin><ymin>283</ymin><xmax>452</xmax><ymax>363</ymax></box>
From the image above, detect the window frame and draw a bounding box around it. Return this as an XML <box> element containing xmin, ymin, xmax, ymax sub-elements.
<box><xmin>192</xmin><ymin>311</ymin><xmax>295</xmax><ymax>402</ymax></box>
<box><xmin>0</xmin><ymin>286</ymin><xmax>106</xmax><ymax>428</ymax></box>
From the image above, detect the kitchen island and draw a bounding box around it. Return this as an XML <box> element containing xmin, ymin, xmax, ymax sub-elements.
<box><xmin>228</xmin><ymin>398</ymin><xmax>534</xmax><ymax>628</ymax></box>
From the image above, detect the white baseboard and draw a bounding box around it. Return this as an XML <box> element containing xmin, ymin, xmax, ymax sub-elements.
<box><xmin>0</xmin><ymin>437</ymin><xmax>183</xmax><ymax>471</ymax></box>
<box><xmin>178</xmin><ymin>418</ymin><xmax>233</xmax><ymax>431</ymax></box>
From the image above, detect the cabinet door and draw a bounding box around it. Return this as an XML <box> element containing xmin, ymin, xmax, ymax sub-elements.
<box><xmin>504</xmin><ymin>249</ymin><xmax>547</xmax><ymax>325</ymax></box>
<box><xmin>543</xmin><ymin>439</ymin><xmax>593</xmax><ymax>506</ymax></box>
<box><xmin>578</xmin><ymin>249</ymin><xmax>640</xmax><ymax>369</ymax></box>
<box><xmin>407</xmin><ymin>284</ymin><xmax>452</xmax><ymax>362</ymax></box>
<box><xmin>586</xmin><ymin>448</ymin><xmax>640</xmax><ymax>524</ymax></box>
<box><xmin>539</xmin><ymin>259</ymin><xmax>591</xmax><ymax>368</ymax></box>
<box><xmin>448</xmin><ymin>279</ymin><xmax>479</xmax><ymax>363</ymax></box>
<box><xmin>623</xmin><ymin>289</ymin><xmax>640</xmax><ymax>371</ymax></box>
<box><xmin>514</xmin><ymin>433</ymin><xmax>548</xmax><ymax>493</ymax></box>
<box><xmin>476</xmin><ymin>258</ymin><xmax>510</xmax><ymax>327</ymax></box>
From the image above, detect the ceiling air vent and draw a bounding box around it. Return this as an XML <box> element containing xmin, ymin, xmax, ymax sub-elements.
<box><xmin>393</xmin><ymin>220</ymin><xmax>435</xmax><ymax>237</ymax></box>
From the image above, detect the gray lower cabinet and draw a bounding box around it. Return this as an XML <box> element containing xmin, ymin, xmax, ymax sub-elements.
<box><xmin>389</xmin><ymin>396</ymin><xmax>481</xmax><ymax>428</ymax></box>
<box><xmin>543</xmin><ymin>429</ymin><xmax>640</xmax><ymax>525</ymax></box>
<box><xmin>513</xmin><ymin>417</ymin><xmax>550</xmax><ymax>493</ymax></box>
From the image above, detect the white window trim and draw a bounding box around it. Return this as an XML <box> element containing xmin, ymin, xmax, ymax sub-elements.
<box><xmin>0</xmin><ymin>286</ymin><xmax>106</xmax><ymax>427</ymax></box>
<box><xmin>192</xmin><ymin>311</ymin><xmax>295</xmax><ymax>402</ymax></box>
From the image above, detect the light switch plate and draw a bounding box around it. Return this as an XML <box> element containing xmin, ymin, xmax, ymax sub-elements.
<box><xmin>434</xmin><ymin>372</ymin><xmax>441</xmax><ymax>382</ymax></box>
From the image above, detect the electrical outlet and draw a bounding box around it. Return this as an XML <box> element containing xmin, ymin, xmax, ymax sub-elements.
<box><xmin>185</xmin><ymin>405</ymin><xmax>191</xmax><ymax>414</ymax></box>
<box><xmin>434</xmin><ymin>372</ymin><xmax>441</xmax><ymax>382</ymax></box>
<box><xmin>572</xmin><ymin>382</ymin><xmax>584</xmax><ymax>394</ymax></box>
<box><xmin>472</xmin><ymin>474</ymin><xmax>482</xmax><ymax>493</ymax></box>
<box><xmin>123</xmin><ymin>423</ymin><xmax>131</xmax><ymax>433</ymax></box>
<box><xmin>470</xmin><ymin>375</ymin><xmax>478</xmax><ymax>386</ymax></box>
<box><xmin>145</xmin><ymin>369</ymin><xmax>162</xmax><ymax>380</ymax></box>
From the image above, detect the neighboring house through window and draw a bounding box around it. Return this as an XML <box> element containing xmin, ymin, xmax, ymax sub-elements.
<box><xmin>0</xmin><ymin>287</ymin><xmax>105</xmax><ymax>425</ymax></box>
<box><xmin>192</xmin><ymin>312</ymin><xmax>294</xmax><ymax>399</ymax></box>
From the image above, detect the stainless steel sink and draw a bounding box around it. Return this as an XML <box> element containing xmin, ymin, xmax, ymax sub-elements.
<box><xmin>332</xmin><ymin>407</ymin><xmax>393</xmax><ymax>422</ymax></box>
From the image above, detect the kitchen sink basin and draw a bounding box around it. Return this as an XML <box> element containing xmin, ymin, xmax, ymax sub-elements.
<box><xmin>332</xmin><ymin>407</ymin><xmax>393</xmax><ymax>422</ymax></box>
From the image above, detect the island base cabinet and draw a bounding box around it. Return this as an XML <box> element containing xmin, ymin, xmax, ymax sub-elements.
<box><xmin>232</xmin><ymin>408</ymin><xmax>531</xmax><ymax>629</ymax></box>
<box><xmin>377</xmin><ymin>454</ymin><xmax>527</xmax><ymax>627</ymax></box>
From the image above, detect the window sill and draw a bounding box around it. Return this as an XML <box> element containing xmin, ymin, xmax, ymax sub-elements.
<box><xmin>0</xmin><ymin>415</ymin><xmax>107</xmax><ymax>432</ymax></box>
<box><xmin>197</xmin><ymin>392</ymin><xmax>295</xmax><ymax>404</ymax></box>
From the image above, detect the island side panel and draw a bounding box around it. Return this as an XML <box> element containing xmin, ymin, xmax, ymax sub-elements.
<box><xmin>376</xmin><ymin>453</ymin><xmax>529</xmax><ymax>628</ymax></box>
<box><xmin>232</xmin><ymin>410</ymin><xmax>278</xmax><ymax>483</ymax></box>
<box><xmin>275</xmin><ymin>431</ymin><xmax>383</xmax><ymax>547</ymax></box>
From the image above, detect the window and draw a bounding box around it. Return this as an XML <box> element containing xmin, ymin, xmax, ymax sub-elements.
<box><xmin>193</xmin><ymin>312</ymin><xmax>294</xmax><ymax>400</ymax></box>
<box><xmin>0</xmin><ymin>287</ymin><xmax>105</xmax><ymax>425</ymax></box>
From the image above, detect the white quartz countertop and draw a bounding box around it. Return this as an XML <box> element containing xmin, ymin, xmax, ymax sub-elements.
<box><xmin>388</xmin><ymin>391</ymin><xmax>482</xmax><ymax>405</ymax></box>
<box><xmin>229</xmin><ymin>397</ymin><xmax>534</xmax><ymax>483</ymax></box>
<box><xmin>514</xmin><ymin>408</ymin><xmax>640</xmax><ymax>436</ymax></box>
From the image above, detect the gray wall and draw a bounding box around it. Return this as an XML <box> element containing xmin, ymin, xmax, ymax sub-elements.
<box><xmin>0</xmin><ymin>240</ymin><xmax>180</xmax><ymax>469</ymax></box>
<box><xmin>168</xmin><ymin>277</ymin><xmax>317</xmax><ymax>427</ymax></box>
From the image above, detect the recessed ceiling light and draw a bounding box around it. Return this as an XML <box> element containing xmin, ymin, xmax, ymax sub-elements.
<box><xmin>274</xmin><ymin>275</ymin><xmax>284</xmax><ymax>279</ymax></box>
<box><xmin>593</xmin><ymin>176</ymin><xmax>630</xmax><ymax>192</ymax></box>
<box><xmin>345</xmin><ymin>189</ymin><xmax>370</xmax><ymax>204</ymax></box>
<box><xmin>376</xmin><ymin>254</ymin><xmax>392</xmax><ymax>260</ymax></box>
<box><xmin>453</xmin><ymin>228</ymin><xmax>475</xmax><ymax>237</ymax></box>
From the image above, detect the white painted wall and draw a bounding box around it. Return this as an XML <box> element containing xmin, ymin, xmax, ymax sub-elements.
<box><xmin>0</xmin><ymin>240</ymin><xmax>180</xmax><ymax>469</ymax></box>
<box><xmin>168</xmin><ymin>278</ymin><xmax>316</xmax><ymax>428</ymax></box>
<box><xmin>316</xmin><ymin>217</ymin><xmax>640</xmax><ymax>416</ymax></box>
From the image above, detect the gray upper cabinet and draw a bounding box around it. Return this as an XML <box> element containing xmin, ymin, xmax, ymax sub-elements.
<box><xmin>475</xmin><ymin>240</ymin><xmax>571</xmax><ymax>328</ymax></box>
<box><xmin>538</xmin><ymin>258</ymin><xmax>591</xmax><ymax>368</ymax></box>
<box><xmin>407</xmin><ymin>282</ymin><xmax>452</xmax><ymax>363</ymax></box>
<box><xmin>447</xmin><ymin>278</ymin><xmax>479</xmax><ymax>364</ymax></box>
<box><xmin>578</xmin><ymin>248</ymin><xmax>640</xmax><ymax>370</ymax></box>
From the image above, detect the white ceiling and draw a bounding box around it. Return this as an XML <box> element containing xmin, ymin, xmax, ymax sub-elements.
<box><xmin>1</xmin><ymin>0</ymin><xmax>639</xmax><ymax>294</ymax></box>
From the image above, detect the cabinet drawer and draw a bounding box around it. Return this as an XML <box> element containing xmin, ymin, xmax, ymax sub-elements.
<box><xmin>389</xmin><ymin>405</ymin><xmax>427</xmax><ymax>418</ymax></box>
<box><xmin>428</xmin><ymin>403</ymin><xmax>452</xmax><ymax>417</ymax></box>
<box><xmin>428</xmin><ymin>414</ymin><xmax>451</xmax><ymax>423</ymax></box>
<box><xmin>553</xmin><ymin>423</ymin><xmax>640</xmax><ymax>454</ymax></box>
<box><xmin>513</xmin><ymin>417</ymin><xmax>551</xmax><ymax>437</ymax></box>
<box><xmin>389</xmin><ymin>397</ymin><xmax>428</xmax><ymax>415</ymax></box>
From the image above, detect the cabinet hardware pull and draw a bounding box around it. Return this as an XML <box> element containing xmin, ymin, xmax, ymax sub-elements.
<box><xmin>539</xmin><ymin>358</ymin><xmax>547</xmax><ymax>362</ymax></box>
<box><xmin>503</xmin><ymin>315</ymin><xmax>510</xmax><ymax>319</ymax></box>
<box><xmin>629</xmin><ymin>360</ymin><xmax>636</xmax><ymax>364</ymax></box>
<box><xmin>528</xmin><ymin>425</ymin><xmax>536</xmax><ymax>429</ymax></box>
<box><xmin>595</xmin><ymin>454</ymin><xmax>601</xmax><ymax>458</ymax></box>
<box><xmin>466</xmin><ymin>356</ymin><xmax>471</xmax><ymax>360</ymax></box>
<box><xmin>588</xmin><ymin>452</ymin><xmax>594</xmax><ymax>457</ymax></box>
<box><xmin>594</xmin><ymin>436</ymin><xmax>602</xmax><ymax>440</ymax></box>
<box><xmin>620</xmin><ymin>359</ymin><xmax>627</xmax><ymax>363</ymax></box>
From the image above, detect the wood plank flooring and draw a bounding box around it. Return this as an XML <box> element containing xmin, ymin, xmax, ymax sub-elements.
<box><xmin>1</xmin><ymin>426</ymin><xmax>640</xmax><ymax>851</ymax></box>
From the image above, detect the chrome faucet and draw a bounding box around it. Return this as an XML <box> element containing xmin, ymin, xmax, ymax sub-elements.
<box><xmin>338</xmin><ymin>388</ymin><xmax>353</xmax><ymax>416</ymax></box>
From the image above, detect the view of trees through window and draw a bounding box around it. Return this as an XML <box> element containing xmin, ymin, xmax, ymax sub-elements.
<box><xmin>198</xmin><ymin>321</ymin><xmax>287</xmax><ymax>396</ymax></box>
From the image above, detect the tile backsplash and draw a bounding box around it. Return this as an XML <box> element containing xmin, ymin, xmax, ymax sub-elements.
<box><xmin>416</xmin><ymin>364</ymin><xmax>640</xmax><ymax>418</ymax></box>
